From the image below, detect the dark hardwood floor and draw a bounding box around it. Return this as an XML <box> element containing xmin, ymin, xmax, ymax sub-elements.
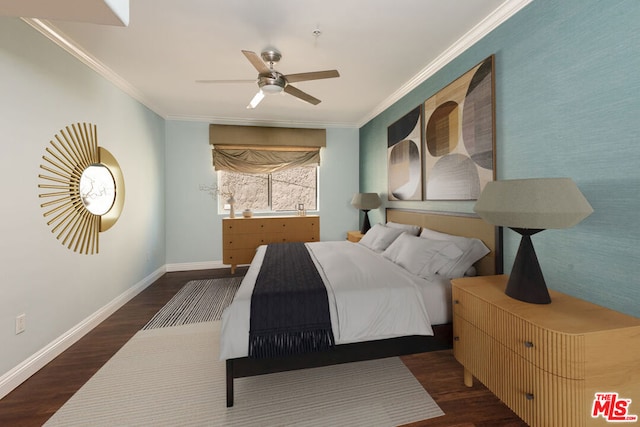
<box><xmin>0</xmin><ymin>267</ymin><xmax>526</xmax><ymax>426</ymax></box>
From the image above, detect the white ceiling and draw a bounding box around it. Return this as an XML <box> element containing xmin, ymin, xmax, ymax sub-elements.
<box><xmin>6</xmin><ymin>0</ymin><xmax>530</xmax><ymax>127</ymax></box>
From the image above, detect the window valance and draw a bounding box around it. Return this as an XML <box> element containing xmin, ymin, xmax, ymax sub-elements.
<box><xmin>210</xmin><ymin>124</ymin><xmax>325</xmax><ymax>174</ymax></box>
<box><xmin>209</xmin><ymin>124</ymin><xmax>326</xmax><ymax>148</ymax></box>
<box><xmin>212</xmin><ymin>146</ymin><xmax>320</xmax><ymax>173</ymax></box>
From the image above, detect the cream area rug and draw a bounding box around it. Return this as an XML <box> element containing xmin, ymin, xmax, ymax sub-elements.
<box><xmin>45</xmin><ymin>321</ymin><xmax>444</xmax><ymax>426</ymax></box>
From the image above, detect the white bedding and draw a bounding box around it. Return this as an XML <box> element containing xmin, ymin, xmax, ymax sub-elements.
<box><xmin>219</xmin><ymin>240</ymin><xmax>452</xmax><ymax>360</ymax></box>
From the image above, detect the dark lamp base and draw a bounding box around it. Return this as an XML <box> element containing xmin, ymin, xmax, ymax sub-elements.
<box><xmin>505</xmin><ymin>228</ymin><xmax>551</xmax><ymax>304</ymax></box>
<box><xmin>360</xmin><ymin>210</ymin><xmax>372</xmax><ymax>234</ymax></box>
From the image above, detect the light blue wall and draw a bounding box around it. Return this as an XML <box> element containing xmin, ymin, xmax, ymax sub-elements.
<box><xmin>0</xmin><ymin>18</ymin><xmax>166</xmax><ymax>378</ymax></box>
<box><xmin>1</xmin><ymin>15</ymin><xmax>358</xmax><ymax>387</ymax></box>
<box><xmin>360</xmin><ymin>0</ymin><xmax>640</xmax><ymax>317</ymax></box>
<box><xmin>319</xmin><ymin>128</ymin><xmax>361</xmax><ymax>241</ymax></box>
<box><xmin>165</xmin><ymin>122</ymin><xmax>360</xmax><ymax>266</ymax></box>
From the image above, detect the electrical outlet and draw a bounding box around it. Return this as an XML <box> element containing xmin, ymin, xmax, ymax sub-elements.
<box><xmin>15</xmin><ymin>314</ymin><xmax>26</xmax><ymax>334</ymax></box>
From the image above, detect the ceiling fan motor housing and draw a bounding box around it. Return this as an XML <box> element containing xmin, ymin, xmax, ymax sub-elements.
<box><xmin>261</xmin><ymin>50</ymin><xmax>282</xmax><ymax>64</ymax></box>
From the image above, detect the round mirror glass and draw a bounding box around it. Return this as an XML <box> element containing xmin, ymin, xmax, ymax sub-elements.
<box><xmin>79</xmin><ymin>164</ymin><xmax>116</xmax><ymax>215</ymax></box>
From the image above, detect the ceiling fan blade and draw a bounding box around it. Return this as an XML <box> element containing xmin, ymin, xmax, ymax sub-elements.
<box><xmin>246</xmin><ymin>91</ymin><xmax>265</xmax><ymax>109</ymax></box>
<box><xmin>284</xmin><ymin>85</ymin><xmax>321</xmax><ymax>105</ymax></box>
<box><xmin>284</xmin><ymin>70</ymin><xmax>340</xmax><ymax>83</ymax></box>
<box><xmin>242</xmin><ymin>50</ymin><xmax>270</xmax><ymax>74</ymax></box>
<box><xmin>195</xmin><ymin>79</ymin><xmax>255</xmax><ymax>84</ymax></box>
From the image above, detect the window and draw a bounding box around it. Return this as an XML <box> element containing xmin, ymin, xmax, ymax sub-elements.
<box><xmin>218</xmin><ymin>165</ymin><xmax>317</xmax><ymax>213</ymax></box>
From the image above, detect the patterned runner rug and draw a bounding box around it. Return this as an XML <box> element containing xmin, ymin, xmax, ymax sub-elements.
<box><xmin>45</xmin><ymin>322</ymin><xmax>444</xmax><ymax>426</ymax></box>
<box><xmin>143</xmin><ymin>277</ymin><xmax>243</xmax><ymax>329</ymax></box>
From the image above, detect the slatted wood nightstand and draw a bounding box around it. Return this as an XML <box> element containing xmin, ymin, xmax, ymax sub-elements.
<box><xmin>452</xmin><ymin>275</ymin><xmax>640</xmax><ymax>427</ymax></box>
<box><xmin>346</xmin><ymin>230</ymin><xmax>364</xmax><ymax>242</ymax></box>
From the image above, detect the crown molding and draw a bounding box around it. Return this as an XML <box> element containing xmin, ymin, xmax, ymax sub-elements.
<box><xmin>164</xmin><ymin>113</ymin><xmax>359</xmax><ymax>129</ymax></box>
<box><xmin>22</xmin><ymin>18</ymin><xmax>167</xmax><ymax>118</ymax></box>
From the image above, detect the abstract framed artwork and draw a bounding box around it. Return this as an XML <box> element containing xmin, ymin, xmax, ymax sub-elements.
<box><xmin>387</xmin><ymin>105</ymin><xmax>423</xmax><ymax>201</ymax></box>
<box><xmin>423</xmin><ymin>55</ymin><xmax>495</xmax><ymax>200</ymax></box>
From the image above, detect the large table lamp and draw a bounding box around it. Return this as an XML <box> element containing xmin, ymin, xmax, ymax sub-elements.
<box><xmin>351</xmin><ymin>193</ymin><xmax>381</xmax><ymax>234</ymax></box>
<box><xmin>473</xmin><ymin>178</ymin><xmax>593</xmax><ymax>304</ymax></box>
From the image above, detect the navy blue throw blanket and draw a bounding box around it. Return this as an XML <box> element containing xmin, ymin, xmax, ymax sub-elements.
<box><xmin>249</xmin><ymin>242</ymin><xmax>334</xmax><ymax>359</ymax></box>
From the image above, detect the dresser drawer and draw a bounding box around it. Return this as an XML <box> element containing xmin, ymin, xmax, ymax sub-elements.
<box><xmin>223</xmin><ymin>248</ymin><xmax>257</xmax><ymax>265</ymax></box>
<box><xmin>268</xmin><ymin>218</ymin><xmax>319</xmax><ymax>236</ymax></box>
<box><xmin>505</xmin><ymin>345</ymin><xmax>583</xmax><ymax>427</ymax></box>
<box><xmin>513</xmin><ymin>351</ymin><xmax>584</xmax><ymax>426</ymax></box>
<box><xmin>452</xmin><ymin>286</ymin><xmax>491</xmax><ymax>328</ymax></box>
<box><xmin>224</xmin><ymin>233</ymin><xmax>269</xmax><ymax>249</ymax></box>
<box><xmin>288</xmin><ymin>217</ymin><xmax>319</xmax><ymax>233</ymax></box>
<box><xmin>225</xmin><ymin>232</ymin><xmax>319</xmax><ymax>248</ymax></box>
<box><xmin>223</xmin><ymin>219</ymin><xmax>275</xmax><ymax>235</ymax></box>
<box><xmin>282</xmin><ymin>232</ymin><xmax>319</xmax><ymax>243</ymax></box>
<box><xmin>264</xmin><ymin>232</ymin><xmax>317</xmax><ymax>243</ymax></box>
<box><xmin>454</xmin><ymin>315</ymin><xmax>583</xmax><ymax>426</ymax></box>
<box><xmin>453</xmin><ymin>286</ymin><xmax>584</xmax><ymax>379</ymax></box>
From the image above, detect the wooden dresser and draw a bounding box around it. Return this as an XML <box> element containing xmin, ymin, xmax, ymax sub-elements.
<box><xmin>222</xmin><ymin>216</ymin><xmax>319</xmax><ymax>273</ymax></box>
<box><xmin>452</xmin><ymin>275</ymin><xmax>640</xmax><ymax>427</ymax></box>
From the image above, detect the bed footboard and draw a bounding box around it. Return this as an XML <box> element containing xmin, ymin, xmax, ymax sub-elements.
<box><xmin>225</xmin><ymin>323</ymin><xmax>452</xmax><ymax>407</ymax></box>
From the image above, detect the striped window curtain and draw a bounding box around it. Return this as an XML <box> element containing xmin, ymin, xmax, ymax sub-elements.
<box><xmin>209</xmin><ymin>124</ymin><xmax>326</xmax><ymax>174</ymax></box>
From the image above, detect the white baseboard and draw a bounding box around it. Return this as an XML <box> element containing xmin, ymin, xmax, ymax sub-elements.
<box><xmin>166</xmin><ymin>260</ymin><xmax>230</xmax><ymax>272</ymax></box>
<box><xmin>0</xmin><ymin>265</ymin><xmax>166</xmax><ymax>400</ymax></box>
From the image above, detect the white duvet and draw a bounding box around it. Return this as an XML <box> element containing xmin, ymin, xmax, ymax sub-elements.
<box><xmin>219</xmin><ymin>240</ymin><xmax>451</xmax><ymax>360</ymax></box>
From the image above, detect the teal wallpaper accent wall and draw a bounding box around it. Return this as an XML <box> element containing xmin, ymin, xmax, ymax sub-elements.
<box><xmin>360</xmin><ymin>0</ymin><xmax>640</xmax><ymax>317</ymax></box>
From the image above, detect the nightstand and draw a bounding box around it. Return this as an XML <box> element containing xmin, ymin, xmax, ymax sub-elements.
<box><xmin>451</xmin><ymin>275</ymin><xmax>640</xmax><ymax>427</ymax></box>
<box><xmin>346</xmin><ymin>230</ymin><xmax>364</xmax><ymax>242</ymax></box>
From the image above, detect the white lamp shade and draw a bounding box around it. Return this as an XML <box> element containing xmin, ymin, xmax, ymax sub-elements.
<box><xmin>473</xmin><ymin>178</ymin><xmax>593</xmax><ymax>229</ymax></box>
<box><xmin>351</xmin><ymin>193</ymin><xmax>382</xmax><ymax>210</ymax></box>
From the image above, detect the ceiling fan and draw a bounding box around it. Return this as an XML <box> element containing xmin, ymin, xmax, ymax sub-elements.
<box><xmin>197</xmin><ymin>49</ymin><xmax>340</xmax><ymax>109</ymax></box>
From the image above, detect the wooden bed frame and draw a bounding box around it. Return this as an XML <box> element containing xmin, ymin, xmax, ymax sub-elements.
<box><xmin>225</xmin><ymin>208</ymin><xmax>502</xmax><ymax>407</ymax></box>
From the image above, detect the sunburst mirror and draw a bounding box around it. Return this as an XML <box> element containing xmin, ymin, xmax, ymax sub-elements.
<box><xmin>38</xmin><ymin>123</ymin><xmax>125</xmax><ymax>254</ymax></box>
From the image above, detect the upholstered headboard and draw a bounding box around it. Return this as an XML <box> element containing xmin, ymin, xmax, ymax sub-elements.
<box><xmin>386</xmin><ymin>209</ymin><xmax>502</xmax><ymax>276</ymax></box>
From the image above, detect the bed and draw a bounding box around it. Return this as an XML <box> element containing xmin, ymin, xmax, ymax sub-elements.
<box><xmin>220</xmin><ymin>208</ymin><xmax>502</xmax><ymax>407</ymax></box>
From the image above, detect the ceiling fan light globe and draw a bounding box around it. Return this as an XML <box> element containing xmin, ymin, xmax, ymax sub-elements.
<box><xmin>261</xmin><ymin>84</ymin><xmax>284</xmax><ymax>94</ymax></box>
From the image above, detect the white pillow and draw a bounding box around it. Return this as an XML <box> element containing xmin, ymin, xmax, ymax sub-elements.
<box><xmin>380</xmin><ymin>231</ymin><xmax>408</xmax><ymax>263</ymax></box>
<box><xmin>358</xmin><ymin>223</ymin><xmax>384</xmax><ymax>249</ymax></box>
<box><xmin>382</xmin><ymin>233</ymin><xmax>464</xmax><ymax>278</ymax></box>
<box><xmin>419</xmin><ymin>228</ymin><xmax>490</xmax><ymax>278</ymax></box>
<box><xmin>359</xmin><ymin>224</ymin><xmax>405</xmax><ymax>252</ymax></box>
<box><xmin>385</xmin><ymin>221</ymin><xmax>421</xmax><ymax>236</ymax></box>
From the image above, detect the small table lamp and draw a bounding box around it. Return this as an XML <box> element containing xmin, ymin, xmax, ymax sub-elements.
<box><xmin>474</xmin><ymin>178</ymin><xmax>593</xmax><ymax>304</ymax></box>
<box><xmin>351</xmin><ymin>193</ymin><xmax>382</xmax><ymax>234</ymax></box>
